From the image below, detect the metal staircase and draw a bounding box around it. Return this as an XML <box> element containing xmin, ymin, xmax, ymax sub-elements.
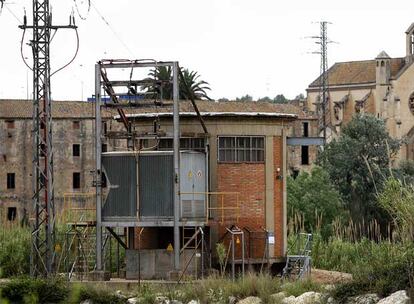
<box><xmin>282</xmin><ymin>233</ymin><xmax>312</xmax><ymax>280</ymax></box>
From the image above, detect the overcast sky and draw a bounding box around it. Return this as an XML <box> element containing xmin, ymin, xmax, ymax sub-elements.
<box><xmin>0</xmin><ymin>0</ymin><xmax>414</xmax><ymax>101</ymax></box>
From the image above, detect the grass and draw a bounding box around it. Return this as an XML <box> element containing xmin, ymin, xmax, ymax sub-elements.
<box><xmin>0</xmin><ymin>226</ymin><xmax>30</xmax><ymax>278</ymax></box>
<box><xmin>0</xmin><ymin>274</ymin><xmax>323</xmax><ymax>304</ymax></box>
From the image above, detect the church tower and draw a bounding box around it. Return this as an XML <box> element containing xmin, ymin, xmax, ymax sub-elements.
<box><xmin>406</xmin><ymin>23</ymin><xmax>414</xmax><ymax>62</ymax></box>
<box><xmin>375</xmin><ymin>51</ymin><xmax>391</xmax><ymax>119</ymax></box>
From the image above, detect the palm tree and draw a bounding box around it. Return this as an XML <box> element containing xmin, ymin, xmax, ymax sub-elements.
<box><xmin>141</xmin><ymin>66</ymin><xmax>212</xmax><ymax>100</ymax></box>
<box><xmin>180</xmin><ymin>68</ymin><xmax>212</xmax><ymax>100</ymax></box>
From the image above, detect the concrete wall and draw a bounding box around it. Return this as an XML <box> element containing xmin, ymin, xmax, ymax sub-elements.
<box><xmin>126</xmin><ymin>249</ymin><xmax>201</xmax><ymax>279</ymax></box>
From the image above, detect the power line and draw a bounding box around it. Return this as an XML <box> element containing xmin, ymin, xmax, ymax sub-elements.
<box><xmin>90</xmin><ymin>1</ymin><xmax>134</xmax><ymax>57</ymax></box>
<box><xmin>3</xmin><ymin>3</ymin><xmax>22</xmax><ymax>23</ymax></box>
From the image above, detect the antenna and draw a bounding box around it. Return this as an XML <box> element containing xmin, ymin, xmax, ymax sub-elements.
<box><xmin>309</xmin><ymin>21</ymin><xmax>334</xmax><ymax>143</ymax></box>
<box><xmin>19</xmin><ymin>0</ymin><xmax>78</xmax><ymax>277</ymax></box>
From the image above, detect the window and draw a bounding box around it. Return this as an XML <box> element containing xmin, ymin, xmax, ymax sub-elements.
<box><xmin>73</xmin><ymin>120</ymin><xmax>80</xmax><ymax>129</ymax></box>
<box><xmin>7</xmin><ymin>173</ymin><xmax>15</xmax><ymax>189</ymax></box>
<box><xmin>102</xmin><ymin>144</ymin><xmax>108</xmax><ymax>153</ymax></box>
<box><xmin>73</xmin><ymin>144</ymin><xmax>80</xmax><ymax>157</ymax></box>
<box><xmin>73</xmin><ymin>172</ymin><xmax>81</xmax><ymax>189</ymax></box>
<box><xmin>102</xmin><ymin>121</ymin><xmax>108</xmax><ymax>135</ymax></box>
<box><xmin>101</xmin><ymin>172</ymin><xmax>107</xmax><ymax>188</ymax></box>
<box><xmin>301</xmin><ymin>146</ymin><xmax>309</xmax><ymax>165</ymax></box>
<box><xmin>157</xmin><ymin>138</ymin><xmax>206</xmax><ymax>152</ymax></box>
<box><xmin>7</xmin><ymin>207</ymin><xmax>17</xmax><ymax>221</ymax></box>
<box><xmin>6</xmin><ymin>120</ymin><xmax>15</xmax><ymax>129</ymax></box>
<box><xmin>218</xmin><ymin>136</ymin><xmax>265</xmax><ymax>163</ymax></box>
<box><xmin>40</xmin><ymin>143</ymin><xmax>46</xmax><ymax>157</ymax></box>
<box><xmin>303</xmin><ymin>122</ymin><xmax>309</xmax><ymax>137</ymax></box>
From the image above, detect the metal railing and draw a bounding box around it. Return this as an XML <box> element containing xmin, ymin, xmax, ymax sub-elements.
<box><xmin>180</xmin><ymin>191</ymin><xmax>241</xmax><ymax>223</ymax></box>
<box><xmin>60</xmin><ymin>193</ymin><xmax>96</xmax><ymax>225</ymax></box>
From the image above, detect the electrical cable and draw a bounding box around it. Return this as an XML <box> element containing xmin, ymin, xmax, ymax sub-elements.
<box><xmin>73</xmin><ymin>0</ymin><xmax>90</xmax><ymax>20</ymax></box>
<box><xmin>3</xmin><ymin>3</ymin><xmax>21</xmax><ymax>23</ymax></box>
<box><xmin>51</xmin><ymin>27</ymin><xmax>79</xmax><ymax>77</ymax></box>
<box><xmin>90</xmin><ymin>0</ymin><xmax>134</xmax><ymax>57</ymax></box>
<box><xmin>20</xmin><ymin>28</ymin><xmax>33</xmax><ymax>71</ymax></box>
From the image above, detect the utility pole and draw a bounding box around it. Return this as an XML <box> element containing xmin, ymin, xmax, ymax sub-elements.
<box><xmin>19</xmin><ymin>0</ymin><xmax>77</xmax><ymax>277</ymax></box>
<box><xmin>310</xmin><ymin>21</ymin><xmax>332</xmax><ymax>144</ymax></box>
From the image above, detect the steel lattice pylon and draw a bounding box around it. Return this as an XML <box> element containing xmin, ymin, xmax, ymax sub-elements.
<box><xmin>30</xmin><ymin>0</ymin><xmax>54</xmax><ymax>276</ymax></box>
<box><xmin>19</xmin><ymin>0</ymin><xmax>77</xmax><ymax>276</ymax></box>
<box><xmin>319</xmin><ymin>21</ymin><xmax>329</xmax><ymax>143</ymax></box>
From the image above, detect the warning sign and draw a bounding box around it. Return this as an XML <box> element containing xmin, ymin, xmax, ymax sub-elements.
<box><xmin>196</xmin><ymin>170</ymin><xmax>202</xmax><ymax>178</ymax></box>
<box><xmin>188</xmin><ymin>170</ymin><xmax>193</xmax><ymax>180</ymax></box>
<box><xmin>166</xmin><ymin>243</ymin><xmax>174</xmax><ymax>252</ymax></box>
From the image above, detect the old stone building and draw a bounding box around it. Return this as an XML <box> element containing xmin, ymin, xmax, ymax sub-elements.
<box><xmin>306</xmin><ymin>23</ymin><xmax>414</xmax><ymax>161</ymax></box>
<box><xmin>0</xmin><ymin>100</ymin><xmax>126</xmax><ymax>224</ymax></box>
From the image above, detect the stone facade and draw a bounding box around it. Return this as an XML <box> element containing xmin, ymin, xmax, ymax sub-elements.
<box><xmin>306</xmin><ymin>23</ymin><xmax>414</xmax><ymax>162</ymax></box>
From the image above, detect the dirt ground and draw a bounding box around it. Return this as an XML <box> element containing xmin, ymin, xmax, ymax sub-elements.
<box><xmin>310</xmin><ymin>268</ymin><xmax>353</xmax><ymax>284</ymax></box>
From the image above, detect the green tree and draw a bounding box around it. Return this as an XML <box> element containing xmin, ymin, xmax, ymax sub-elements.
<box><xmin>257</xmin><ymin>96</ymin><xmax>273</xmax><ymax>103</ymax></box>
<box><xmin>287</xmin><ymin>166</ymin><xmax>344</xmax><ymax>237</ymax></box>
<box><xmin>273</xmin><ymin>94</ymin><xmax>288</xmax><ymax>103</ymax></box>
<box><xmin>317</xmin><ymin>114</ymin><xmax>400</xmax><ymax>225</ymax></box>
<box><xmin>294</xmin><ymin>93</ymin><xmax>305</xmax><ymax>100</ymax></box>
<box><xmin>235</xmin><ymin>94</ymin><xmax>253</xmax><ymax>102</ymax></box>
<box><xmin>142</xmin><ymin>66</ymin><xmax>212</xmax><ymax>100</ymax></box>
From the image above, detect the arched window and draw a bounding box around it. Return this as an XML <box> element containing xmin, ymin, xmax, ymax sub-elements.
<box><xmin>409</xmin><ymin>92</ymin><xmax>414</xmax><ymax>114</ymax></box>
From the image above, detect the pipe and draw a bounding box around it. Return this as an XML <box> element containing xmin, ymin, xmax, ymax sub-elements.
<box><xmin>172</xmin><ymin>61</ymin><xmax>180</xmax><ymax>271</ymax></box>
<box><xmin>95</xmin><ymin>63</ymin><xmax>103</xmax><ymax>271</ymax></box>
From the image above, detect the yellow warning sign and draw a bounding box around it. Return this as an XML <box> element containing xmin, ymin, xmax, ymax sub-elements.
<box><xmin>188</xmin><ymin>170</ymin><xmax>193</xmax><ymax>180</ymax></box>
<box><xmin>166</xmin><ymin>243</ymin><xmax>174</xmax><ymax>252</ymax></box>
<box><xmin>55</xmin><ymin>243</ymin><xmax>62</xmax><ymax>253</ymax></box>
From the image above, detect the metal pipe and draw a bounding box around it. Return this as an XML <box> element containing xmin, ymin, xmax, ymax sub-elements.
<box><xmin>200</xmin><ymin>227</ymin><xmax>204</xmax><ymax>279</ymax></box>
<box><xmin>172</xmin><ymin>61</ymin><xmax>180</xmax><ymax>271</ymax></box>
<box><xmin>95</xmin><ymin>63</ymin><xmax>103</xmax><ymax>271</ymax></box>
<box><xmin>241</xmin><ymin>231</ymin><xmax>245</xmax><ymax>277</ymax></box>
<box><xmin>231</xmin><ymin>234</ymin><xmax>235</xmax><ymax>281</ymax></box>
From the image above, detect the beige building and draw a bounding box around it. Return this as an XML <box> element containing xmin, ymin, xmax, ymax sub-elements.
<box><xmin>306</xmin><ymin>23</ymin><xmax>414</xmax><ymax>161</ymax></box>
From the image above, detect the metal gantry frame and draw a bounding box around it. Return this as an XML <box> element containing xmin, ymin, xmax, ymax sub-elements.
<box><xmin>94</xmin><ymin>60</ymin><xmax>182</xmax><ymax>272</ymax></box>
<box><xmin>18</xmin><ymin>0</ymin><xmax>77</xmax><ymax>276</ymax></box>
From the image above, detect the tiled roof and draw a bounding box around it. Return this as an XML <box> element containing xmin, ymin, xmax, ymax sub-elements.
<box><xmin>309</xmin><ymin>58</ymin><xmax>406</xmax><ymax>88</ymax></box>
<box><xmin>0</xmin><ymin>99</ymin><xmax>313</xmax><ymax>119</ymax></box>
<box><xmin>0</xmin><ymin>100</ymin><xmax>97</xmax><ymax>118</ymax></box>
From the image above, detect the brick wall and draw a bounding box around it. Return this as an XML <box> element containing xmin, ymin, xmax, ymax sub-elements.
<box><xmin>216</xmin><ymin>162</ymin><xmax>266</xmax><ymax>259</ymax></box>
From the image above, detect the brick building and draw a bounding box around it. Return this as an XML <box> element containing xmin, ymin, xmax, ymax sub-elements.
<box><xmin>110</xmin><ymin>100</ymin><xmax>312</xmax><ymax>267</ymax></box>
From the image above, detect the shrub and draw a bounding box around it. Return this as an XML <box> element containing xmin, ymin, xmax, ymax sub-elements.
<box><xmin>0</xmin><ymin>276</ymin><xmax>69</xmax><ymax>303</ymax></box>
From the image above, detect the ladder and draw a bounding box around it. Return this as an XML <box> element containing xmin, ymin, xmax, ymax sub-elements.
<box><xmin>282</xmin><ymin>233</ymin><xmax>312</xmax><ymax>280</ymax></box>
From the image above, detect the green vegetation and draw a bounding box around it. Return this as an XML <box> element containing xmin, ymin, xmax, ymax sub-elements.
<box><xmin>287</xmin><ymin>166</ymin><xmax>344</xmax><ymax>238</ymax></box>
<box><xmin>0</xmin><ymin>274</ymin><xmax>322</xmax><ymax>304</ymax></box>
<box><xmin>317</xmin><ymin>114</ymin><xmax>400</xmax><ymax>225</ymax></box>
<box><xmin>142</xmin><ymin>66</ymin><xmax>212</xmax><ymax>100</ymax></box>
<box><xmin>0</xmin><ymin>226</ymin><xmax>30</xmax><ymax>278</ymax></box>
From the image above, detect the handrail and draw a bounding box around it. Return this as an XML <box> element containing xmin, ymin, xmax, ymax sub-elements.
<box><xmin>181</xmin><ymin>191</ymin><xmax>240</xmax><ymax>223</ymax></box>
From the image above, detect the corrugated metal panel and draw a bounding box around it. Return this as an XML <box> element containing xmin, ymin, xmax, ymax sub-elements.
<box><xmin>102</xmin><ymin>154</ymin><xmax>137</xmax><ymax>219</ymax></box>
<box><xmin>139</xmin><ymin>154</ymin><xmax>174</xmax><ymax>217</ymax></box>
